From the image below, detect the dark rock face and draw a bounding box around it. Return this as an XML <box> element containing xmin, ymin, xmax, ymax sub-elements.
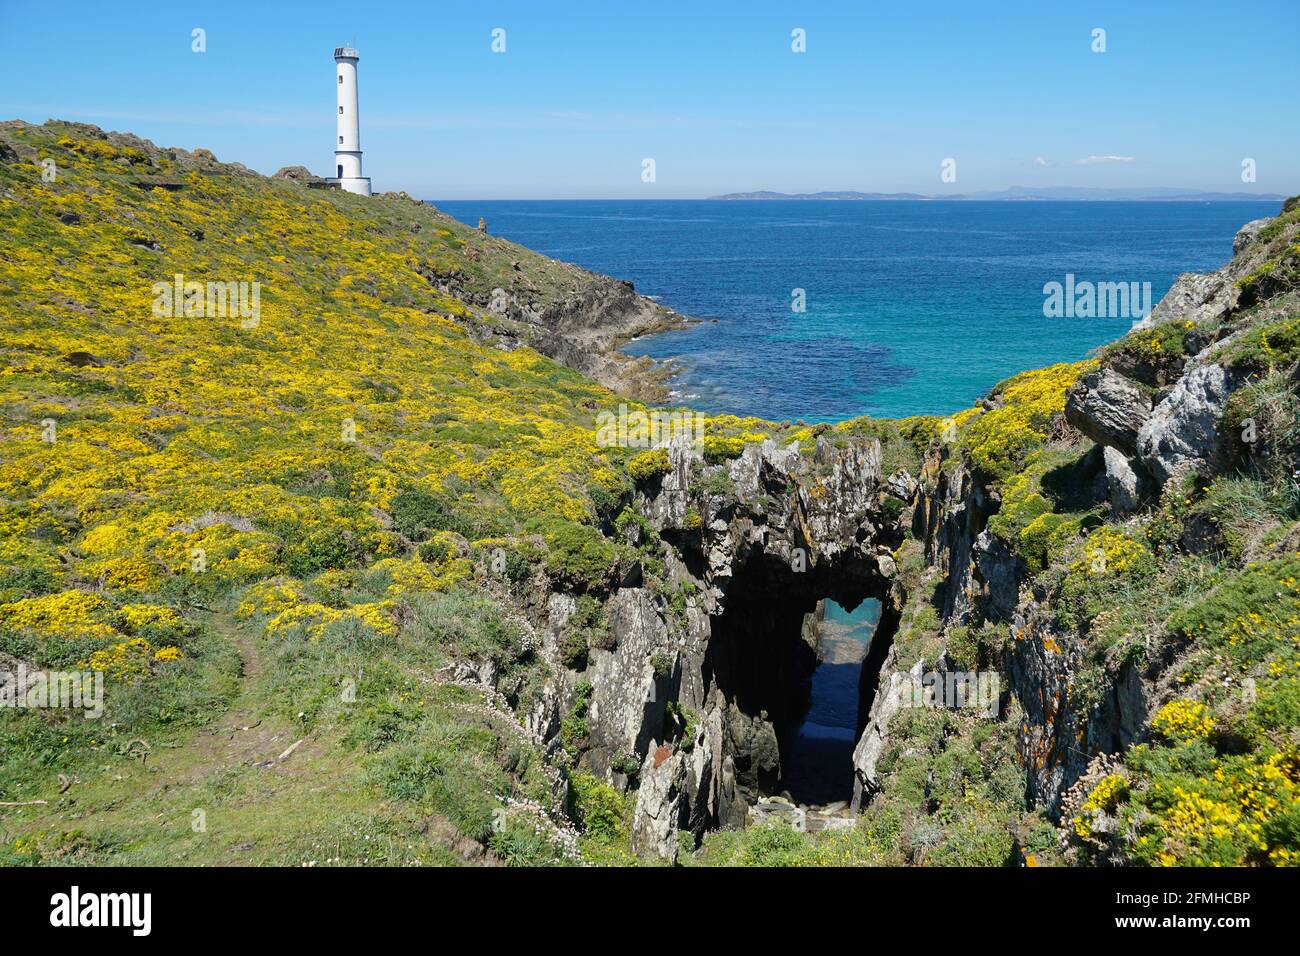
<box><xmin>583</xmin><ymin>587</ymin><xmax>672</xmax><ymax>768</ymax></box>
<box><xmin>721</xmin><ymin>699</ymin><xmax>783</xmax><ymax>803</ymax></box>
<box><xmin>972</xmin><ymin>530</ymin><xmax>1021</xmax><ymax>621</ymax></box>
<box><xmin>918</xmin><ymin>456</ymin><xmax>998</xmax><ymax>624</ymax></box>
<box><xmin>1102</xmin><ymin>446</ymin><xmax>1147</xmax><ymax>516</ymax></box>
<box><xmin>1004</xmin><ymin>600</ymin><xmax>1153</xmax><ymax>813</ymax></box>
<box><xmin>1065</xmin><ymin>368</ymin><xmax>1153</xmax><ymax>456</ymax></box>
<box><xmin>533</xmin><ymin>436</ymin><xmax>903</xmax><ymax>859</ymax></box>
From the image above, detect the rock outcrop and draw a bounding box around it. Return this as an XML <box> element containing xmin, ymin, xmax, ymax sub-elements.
<box><xmin>1136</xmin><ymin>362</ymin><xmax>1236</xmax><ymax>484</ymax></box>
<box><xmin>272</xmin><ymin>165</ymin><xmax>325</xmax><ymax>186</ymax></box>
<box><xmin>630</xmin><ymin>742</ymin><xmax>683</xmax><ymax>861</ymax></box>
<box><xmin>1233</xmin><ymin>218</ymin><xmax>1271</xmax><ymax>254</ymax></box>
<box><xmin>1136</xmin><ymin>268</ymin><xmax>1238</xmax><ymax>331</ymax></box>
<box><xmin>565</xmin><ymin>434</ymin><xmax>903</xmax><ymax>858</ymax></box>
<box><xmin>1102</xmin><ymin>446</ymin><xmax>1144</xmax><ymax>516</ymax></box>
<box><xmin>1065</xmin><ymin>368</ymin><xmax>1152</xmax><ymax>455</ymax></box>
<box><xmin>850</xmin><ymin>656</ymin><xmax>916</xmax><ymax>808</ymax></box>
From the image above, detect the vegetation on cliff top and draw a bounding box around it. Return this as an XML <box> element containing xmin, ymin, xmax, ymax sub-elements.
<box><xmin>708</xmin><ymin>196</ymin><xmax>1300</xmax><ymax>869</ymax></box>
<box><xmin>1</xmin><ymin>119</ymin><xmax>1296</xmax><ymax>867</ymax></box>
<box><xmin>0</xmin><ymin>121</ymin><xmax>790</xmax><ymax>864</ymax></box>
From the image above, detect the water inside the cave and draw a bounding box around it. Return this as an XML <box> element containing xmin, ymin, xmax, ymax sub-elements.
<box><xmin>784</xmin><ymin>598</ymin><xmax>880</xmax><ymax>807</ymax></box>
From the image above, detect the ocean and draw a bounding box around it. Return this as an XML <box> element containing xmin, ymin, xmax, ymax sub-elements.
<box><xmin>435</xmin><ymin>199</ymin><xmax>1277</xmax><ymax>423</ymax></box>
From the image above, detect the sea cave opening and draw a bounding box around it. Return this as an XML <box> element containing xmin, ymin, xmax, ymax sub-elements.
<box><xmin>783</xmin><ymin>598</ymin><xmax>880</xmax><ymax>806</ymax></box>
<box><xmin>701</xmin><ymin>551</ymin><xmax>899</xmax><ymax>817</ymax></box>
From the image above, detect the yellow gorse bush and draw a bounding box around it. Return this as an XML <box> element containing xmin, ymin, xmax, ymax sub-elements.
<box><xmin>1070</xmin><ymin>524</ymin><xmax>1149</xmax><ymax>577</ymax></box>
<box><xmin>961</xmin><ymin>361</ymin><xmax>1096</xmax><ymax>479</ymax></box>
<box><xmin>86</xmin><ymin>637</ymin><xmax>155</xmax><ymax>681</ymax></box>
<box><xmin>0</xmin><ymin>125</ymin><xmax>794</xmax><ymax>655</ymax></box>
<box><xmin>1151</xmin><ymin>699</ymin><xmax>1215</xmax><ymax>742</ymax></box>
<box><xmin>0</xmin><ymin>590</ymin><xmax>116</xmax><ymax>639</ymax></box>
<box><xmin>1083</xmin><ymin>773</ymin><xmax>1128</xmax><ymax>814</ymax></box>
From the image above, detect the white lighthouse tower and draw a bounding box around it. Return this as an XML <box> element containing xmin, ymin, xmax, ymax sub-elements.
<box><xmin>330</xmin><ymin>44</ymin><xmax>371</xmax><ymax>195</ymax></box>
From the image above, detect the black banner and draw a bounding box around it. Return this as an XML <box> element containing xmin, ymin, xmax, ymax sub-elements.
<box><xmin>0</xmin><ymin>865</ymin><xmax>1277</xmax><ymax>941</ymax></box>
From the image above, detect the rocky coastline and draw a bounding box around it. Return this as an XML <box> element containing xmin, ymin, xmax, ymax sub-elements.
<box><xmin>513</xmin><ymin>199</ymin><xmax>1300</xmax><ymax>863</ymax></box>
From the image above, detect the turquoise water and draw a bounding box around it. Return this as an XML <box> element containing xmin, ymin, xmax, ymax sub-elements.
<box><xmin>784</xmin><ymin>599</ymin><xmax>879</xmax><ymax>805</ymax></box>
<box><xmin>436</xmin><ymin>199</ymin><xmax>1277</xmax><ymax>422</ymax></box>
<box><xmin>436</xmin><ymin>198</ymin><xmax>1275</xmax><ymax>798</ymax></box>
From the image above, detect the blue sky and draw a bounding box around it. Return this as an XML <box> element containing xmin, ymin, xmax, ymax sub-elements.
<box><xmin>1</xmin><ymin>0</ymin><xmax>1296</xmax><ymax>199</ymax></box>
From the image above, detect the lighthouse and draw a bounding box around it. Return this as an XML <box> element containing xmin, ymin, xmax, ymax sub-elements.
<box><xmin>330</xmin><ymin>45</ymin><xmax>371</xmax><ymax>195</ymax></box>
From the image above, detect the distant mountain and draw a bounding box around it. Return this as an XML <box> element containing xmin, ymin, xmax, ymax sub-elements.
<box><xmin>709</xmin><ymin>186</ymin><xmax>1288</xmax><ymax>202</ymax></box>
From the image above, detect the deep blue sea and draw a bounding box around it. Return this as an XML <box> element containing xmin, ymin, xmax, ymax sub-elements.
<box><xmin>436</xmin><ymin>200</ymin><xmax>1278</xmax><ymax>423</ymax></box>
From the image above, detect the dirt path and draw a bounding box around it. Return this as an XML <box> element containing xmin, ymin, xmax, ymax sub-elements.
<box><xmin>137</xmin><ymin>611</ymin><xmax>302</xmax><ymax>793</ymax></box>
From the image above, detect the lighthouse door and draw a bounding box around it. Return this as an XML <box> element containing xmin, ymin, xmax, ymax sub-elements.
<box><xmin>337</xmin><ymin>164</ymin><xmax>343</xmax><ymax>178</ymax></box>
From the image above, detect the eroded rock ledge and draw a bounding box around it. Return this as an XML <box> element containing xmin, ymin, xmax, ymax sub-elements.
<box><xmin>523</xmin><ymin>435</ymin><xmax>906</xmax><ymax>860</ymax></box>
<box><xmin>520</xmin><ymin>205</ymin><xmax>1298</xmax><ymax>861</ymax></box>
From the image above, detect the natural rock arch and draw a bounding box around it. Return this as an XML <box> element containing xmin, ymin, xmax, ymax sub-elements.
<box><xmin>561</xmin><ymin>435</ymin><xmax>907</xmax><ymax>858</ymax></box>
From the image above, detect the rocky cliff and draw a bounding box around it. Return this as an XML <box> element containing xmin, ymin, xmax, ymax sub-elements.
<box><xmin>527</xmin><ymin>198</ymin><xmax>1300</xmax><ymax>865</ymax></box>
<box><xmin>2</xmin><ymin>119</ymin><xmax>1295</xmax><ymax>867</ymax></box>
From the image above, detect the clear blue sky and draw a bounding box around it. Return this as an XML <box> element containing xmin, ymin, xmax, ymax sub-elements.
<box><xmin>1</xmin><ymin>0</ymin><xmax>1295</xmax><ymax>199</ymax></box>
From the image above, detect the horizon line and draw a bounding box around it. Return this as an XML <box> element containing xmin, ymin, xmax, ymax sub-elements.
<box><xmin>423</xmin><ymin>195</ymin><xmax>1289</xmax><ymax>203</ymax></box>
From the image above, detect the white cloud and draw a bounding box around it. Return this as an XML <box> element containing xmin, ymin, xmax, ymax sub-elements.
<box><xmin>1072</xmin><ymin>155</ymin><xmax>1136</xmax><ymax>165</ymax></box>
<box><xmin>1032</xmin><ymin>156</ymin><xmax>1048</xmax><ymax>167</ymax></box>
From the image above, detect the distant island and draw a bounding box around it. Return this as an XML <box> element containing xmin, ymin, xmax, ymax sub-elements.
<box><xmin>709</xmin><ymin>186</ymin><xmax>1288</xmax><ymax>202</ymax></box>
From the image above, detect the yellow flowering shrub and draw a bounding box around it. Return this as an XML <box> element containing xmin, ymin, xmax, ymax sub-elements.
<box><xmin>627</xmin><ymin>449</ymin><xmax>672</xmax><ymax>482</ymax></box>
<box><xmin>1072</xmin><ymin>773</ymin><xmax>1129</xmax><ymax>840</ymax></box>
<box><xmin>87</xmin><ymin>637</ymin><xmax>155</xmax><ymax>681</ymax></box>
<box><xmin>371</xmin><ymin>554</ymin><xmax>472</xmax><ymax>597</ymax></box>
<box><xmin>1151</xmin><ymin>699</ymin><xmax>1215</xmax><ymax>742</ymax></box>
<box><xmin>1140</xmin><ymin>747</ymin><xmax>1300</xmax><ymax>867</ymax></box>
<box><xmin>81</xmin><ymin>523</ymin><xmax>129</xmax><ymax>555</ymax></box>
<box><xmin>114</xmin><ymin>603</ymin><xmax>185</xmax><ymax>642</ymax></box>
<box><xmin>88</xmin><ymin>556</ymin><xmax>161</xmax><ymax>592</ymax></box>
<box><xmin>1083</xmin><ymin>773</ymin><xmax>1128</xmax><ymax>814</ymax></box>
<box><xmin>237</xmin><ymin>580</ymin><xmax>304</xmax><ymax>619</ymax></box>
<box><xmin>0</xmin><ymin>590</ymin><xmax>116</xmax><ymax>639</ymax></box>
<box><xmin>240</xmin><ymin>578</ymin><xmax>397</xmax><ymax>640</ymax></box>
<box><xmin>986</xmin><ymin>464</ymin><xmax>1085</xmax><ymax>573</ymax></box>
<box><xmin>961</xmin><ymin>361</ymin><xmax>1096</xmax><ymax>480</ymax></box>
<box><xmin>1156</xmin><ymin>787</ymin><xmax>1251</xmax><ymax>865</ymax></box>
<box><xmin>702</xmin><ymin>435</ymin><xmax>746</xmax><ymax>461</ymax></box>
<box><xmin>1070</xmin><ymin>525</ymin><xmax>1149</xmax><ymax>577</ymax></box>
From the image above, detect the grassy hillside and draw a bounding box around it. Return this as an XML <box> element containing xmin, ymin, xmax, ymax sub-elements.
<box><xmin>0</xmin><ymin>121</ymin><xmax>785</xmax><ymax>864</ymax></box>
<box><xmin>1</xmin><ymin>119</ymin><xmax>1296</xmax><ymax>867</ymax></box>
